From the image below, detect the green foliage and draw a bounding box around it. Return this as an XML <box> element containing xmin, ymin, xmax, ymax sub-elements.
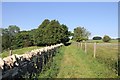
<box><xmin>8</xmin><ymin>25</ymin><xmax>20</xmax><ymax>36</ymax></box>
<box><xmin>103</xmin><ymin>35</ymin><xmax>111</xmax><ymax>42</ymax></box>
<box><xmin>38</xmin><ymin>46</ymin><xmax>65</xmax><ymax>78</ymax></box>
<box><xmin>73</xmin><ymin>27</ymin><xmax>91</xmax><ymax>42</ymax></box>
<box><xmin>1</xmin><ymin>25</ymin><xmax>20</xmax><ymax>50</ymax></box>
<box><xmin>13</xmin><ymin>31</ymin><xmax>34</xmax><ymax>48</ymax></box>
<box><xmin>35</xmin><ymin>19</ymin><xmax>70</xmax><ymax>46</ymax></box>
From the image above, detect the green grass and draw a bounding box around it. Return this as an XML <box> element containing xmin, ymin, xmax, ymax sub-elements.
<box><xmin>87</xmin><ymin>40</ymin><xmax>118</xmax><ymax>43</ymax></box>
<box><xmin>37</xmin><ymin>46</ymin><xmax>65</xmax><ymax>78</ymax></box>
<box><xmin>1</xmin><ymin>41</ymin><xmax>118</xmax><ymax>78</ymax></box>
<box><xmin>36</xmin><ymin>43</ymin><xmax>117</xmax><ymax>78</ymax></box>
<box><xmin>57</xmin><ymin>43</ymin><xmax>117</xmax><ymax>78</ymax></box>
<box><xmin>0</xmin><ymin>46</ymin><xmax>42</xmax><ymax>58</ymax></box>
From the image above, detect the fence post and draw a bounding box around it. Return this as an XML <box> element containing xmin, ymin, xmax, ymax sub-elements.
<box><xmin>9</xmin><ymin>50</ymin><xmax>12</xmax><ymax>56</ymax></box>
<box><xmin>94</xmin><ymin>42</ymin><xmax>96</xmax><ymax>58</ymax></box>
<box><xmin>81</xmin><ymin>42</ymin><xmax>82</xmax><ymax>49</ymax></box>
<box><xmin>85</xmin><ymin>42</ymin><xmax>87</xmax><ymax>53</ymax></box>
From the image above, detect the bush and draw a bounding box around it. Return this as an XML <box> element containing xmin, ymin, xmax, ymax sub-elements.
<box><xmin>103</xmin><ymin>35</ymin><xmax>111</xmax><ymax>42</ymax></box>
<box><xmin>93</xmin><ymin>36</ymin><xmax>102</xmax><ymax>40</ymax></box>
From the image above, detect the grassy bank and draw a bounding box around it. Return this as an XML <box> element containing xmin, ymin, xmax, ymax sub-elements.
<box><xmin>37</xmin><ymin>46</ymin><xmax>65</xmax><ymax>78</ymax></box>
<box><xmin>0</xmin><ymin>46</ymin><xmax>42</xmax><ymax>58</ymax></box>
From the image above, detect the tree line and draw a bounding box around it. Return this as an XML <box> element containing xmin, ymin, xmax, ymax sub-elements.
<box><xmin>4</xmin><ymin>19</ymin><xmax>114</xmax><ymax>52</ymax></box>
<box><xmin>1</xmin><ymin>19</ymin><xmax>73</xmax><ymax>51</ymax></box>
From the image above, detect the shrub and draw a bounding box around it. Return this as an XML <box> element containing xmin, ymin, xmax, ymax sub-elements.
<box><xmin>103</xmin><ymin>35</ymin><xmax>111</xmax><ymax>42</ymax></box>
<box><xmin>93</xmin><ymin>36</ymin><xmax>102</xmax><ymax>40</ymax></box>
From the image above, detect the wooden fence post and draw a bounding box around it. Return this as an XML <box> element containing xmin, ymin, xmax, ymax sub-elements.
<box><xmin>85</xmin><ymin>42</ymin><xmax>87</xmax><ymax>53</ymax></box>
<box><xmin>81</xmin><ymin>42</ymin><xmax>82</xmax><ymax>49</ymax></box>
<box><xmin>94</xmin><ymin>42</ymin><xmax>96</xmax><ymax>58</ymax></box>
<box><xmin>9</xmin><ymin>50</ymin><xmax>12</xmax><ymax>56</ymax></box>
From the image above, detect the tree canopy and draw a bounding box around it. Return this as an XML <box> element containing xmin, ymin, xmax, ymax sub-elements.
<box><xmin>1</xmin><ymin>19</ymin><xmax>71</xmax><ymax>51</ymax></box>
<box><xmin>73</xmin><ymin>27</ymin><xmax>91</xmax><ymax>42</ymax></box>
<box><xmin>35</xmin><ymin>19</ymin><xmax>70</xmax><ymax>46</ymax></box>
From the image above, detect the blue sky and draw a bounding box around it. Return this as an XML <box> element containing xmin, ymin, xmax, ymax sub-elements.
<box><xmin>2</xmin><ymin>2</ymin><xmax>118</xmax><ymax>39</ymax></box>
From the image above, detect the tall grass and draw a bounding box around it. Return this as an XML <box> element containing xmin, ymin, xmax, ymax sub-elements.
<box><xmin>81</xmin><ymin>42</ymin><xmax>118</xmax><ymax>74</ymax></box>
<box><xmin>37</xmin><ymin>46</ymin><xmax>65</xmax><ymax>78</ymax></box>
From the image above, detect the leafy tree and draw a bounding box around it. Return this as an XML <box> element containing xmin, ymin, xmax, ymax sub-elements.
<box><xmin>103</xmin><ymin>35</ymin><xmax>111</xmax><ymax>42</ymax></box>
<box><xmin>13</xmin><ymin>31</ymin><xmax>34</xmax><ymax>48</ymax></box>
<box><xmin>60</xmin><ymin>24</ymin><xmax>70</xmax><ymax>43</ymax></box>
<box><xmin>8</xmin><ymin>25</ymin><xmax>20</xmax><ymax>36</ymax></box>
<box><xmin>93</xmin><ymin>36</ymin><xmax>102</xmax><ymax>40</ymax></box>
<box><xmin>73</xmin><ymin>27</ymin><xmax>91</xmax><ymax>42</ymax></box>
<box><xmin>35</xmin><ymin>19</ymin><xmax>70</xmax><ymax>46</ymax></box>
<box><xmin>38</xmin><ymin>19</ymin><xmax>50</xmax><ymax>28</ymax></box>
<box><xmin>44</xmin><ymin>20</ymin><xmax>63</xmax><ymax>45</ymax></box>
<box><xmin>2</xmin><ymin>28</ymin><xmax>11</xmax><ymax>50</ymax></box>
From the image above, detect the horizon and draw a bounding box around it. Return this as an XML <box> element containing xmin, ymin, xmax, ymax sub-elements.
<box><xmin>2</xmin><ymin>2</ymin><xmax>118</xmax><ymax>39</ymax></box>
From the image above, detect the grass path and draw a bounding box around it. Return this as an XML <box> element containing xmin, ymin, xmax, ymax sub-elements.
<box><xmin>57</xmin><ymin>43</ymin><xmax>117</xmax><ymax>78</ymax></box>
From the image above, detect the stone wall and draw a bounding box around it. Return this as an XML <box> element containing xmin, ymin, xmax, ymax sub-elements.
<box><xmin>0</xmin><ymin>43</ymin><xmax>63</xmax><ymax>79</ymax></box>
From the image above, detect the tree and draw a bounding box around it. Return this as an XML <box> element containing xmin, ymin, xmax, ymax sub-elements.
<box><xmin>93</xmin><ymin>36</ymin><xmax>102</xmax><ymax>40</ymax></box>
<box><xmin>60</xmin><ymin>24</ymin><xmax>70</xmax><ymax>43</ymax></box>
<box><xmin>103</xmin><ymin>35</ymin><xmax>111</xmax><ymax>42</ymax></box>
<box><xmin>35</xmin><ymin>19</ymin><xmax>70</xmax><ymax>46</ymax></box>
<box><xmin>13</xmin><ymin>31</ymin><xmax>34</xmax><ymax>48</ymax></box>
<box><xmin>43</xmin><ymin>20</ymin><xmax>63</xmax><ymax>45</ymax></box>
<box><xmin>38</xmin><ymin>19</ymin><xmax>50</xmax><ymax>28</ymax></box>
<box><xmin>2</xmin><ymin>28</ymin><xmax>11</xmax><ymax>50</ymax></box>
<box><xmin>8</xmin><ymin>25</ymin><xmax>20</xmax><ymax>36</ymax></box>
<box><xmin>73</xmin><ymin>27</ymin><xmax>91</xmax><ymax>42</ymax></box>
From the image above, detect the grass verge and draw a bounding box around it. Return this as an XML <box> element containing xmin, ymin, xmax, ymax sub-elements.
<box><xmin>37</xmin><ymin>46</ymin><xmax>65</xmax><ymax>78</ymax></box>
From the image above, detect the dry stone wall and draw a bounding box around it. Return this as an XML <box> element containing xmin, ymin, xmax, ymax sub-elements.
<box><xmin>0</xmin><ymin>43</ymin><xmax>63</xmax><ymax>79</ymax></box>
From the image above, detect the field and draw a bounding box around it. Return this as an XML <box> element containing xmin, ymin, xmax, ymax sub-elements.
<box><xmin>0</xmin><ymin>46</ymin><xmax>42</xmax><ymax>58</ymax></box>
<box><xmin>37</xmin><ymin>41</ymin><xmax>118</xmax><ymax>78</ymax></box>
<box><xmin>87</xmin><ymin>40</ymin><xmax>118</xmax><ymax>43</ymax></box>
<box><xmin>0</xmin><ymin>40</ymin><xmax>118</xmax><ymax>78</ymax></box>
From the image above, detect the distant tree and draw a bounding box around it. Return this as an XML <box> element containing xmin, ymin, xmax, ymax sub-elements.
<box><xmin>93</xmin><ymin>36</ymin><xmax>102</xmax><ymax>40</ymax></box>
<box><xmin>13</xmin><ymin>31</ymin><xmax>33</xmax><ymax>48</ymax></box>
<box><xmin>103</xmin><ymin>35</ymin><xmax>111</xmax><ymax>42</ymax></box>
<box><xmin>8</xmin><ymin>25</ymin><xmax>20</xmax><ymax>36</ymax></box>
<box><xmin>2</xmin><ymin>28</ymin><xmax>11</xmax><ymax>50</ymax></box>
<box><xmin>1</xmin><ymin>25</ymin><xmax>20</xmax><ymax>50</ymax></box>
<box><xmin>73</xmin><ymin>27</ymin><xmax>91</xmax><ymax>42</ymax></box>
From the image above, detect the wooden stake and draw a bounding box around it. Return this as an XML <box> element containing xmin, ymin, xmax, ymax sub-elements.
<box><xmin>85</xmin><ymin>42</ymin><xmax>87</xmax><ymax>53</ymax></box>
<box><xmin>81</xmin><ymin>42</ymin><xmax>82</xmax><ymax>49</ymax></box>
<box><xmin>94</xmin><ymin>42</ymin><xmax>96</xmax><ymax>58</ymax></box>
<box><xmin>9</xmin><ymin>50</ymin><xmax>12</xmax><ymax>56</ymax></box>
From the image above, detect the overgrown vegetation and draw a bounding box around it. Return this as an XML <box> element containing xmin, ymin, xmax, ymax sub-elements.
<box><xmin>82</xmin><ymin>42</ymin><xmax>118</xmax><ymax>74</ymax></box>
